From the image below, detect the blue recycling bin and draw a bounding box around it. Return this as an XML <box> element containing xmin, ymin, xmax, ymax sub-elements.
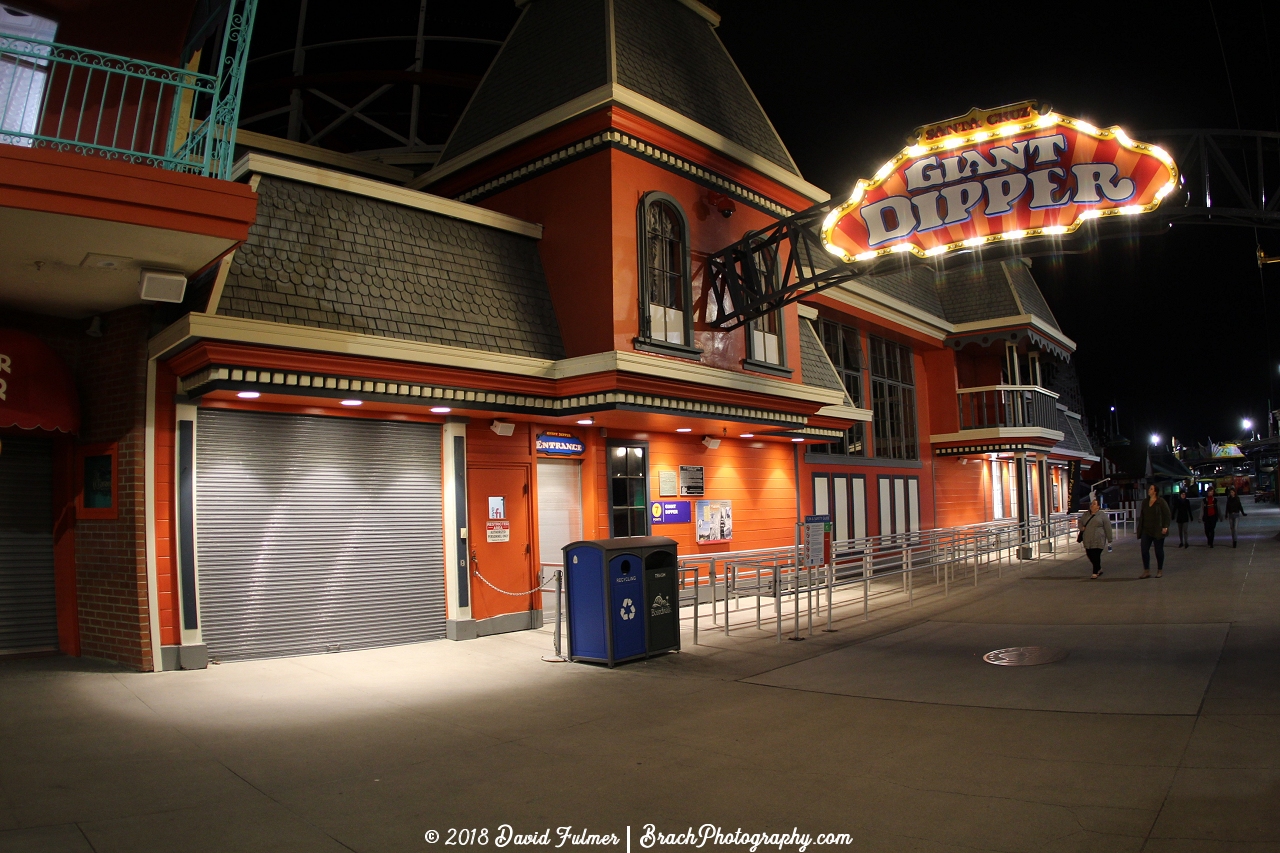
<box><xmin>564</xmin><ymin>536</ymin><xmax>679</xmax><ymax>666</ymax></box>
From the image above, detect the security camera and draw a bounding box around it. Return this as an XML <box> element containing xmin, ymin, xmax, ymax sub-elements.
<box><xmin>490</xmin><ymin>420</ymin><xmax>515</xmax><ymax>437</ymax></box>
<box><xmin>707</xmin><ymin>191</ymin><xmax>736</xmax><ymax>219</ymax></box>
<box><xmin>702</xmin><ymin>436</ymin><xmax>721</xmax><ymax>449</ymax></box>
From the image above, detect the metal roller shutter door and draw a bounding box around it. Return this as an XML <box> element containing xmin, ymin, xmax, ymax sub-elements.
<box><xmin>0</xmin><ymin>436</ymin><xmax>57</xmax><ymax>654</ymax></box>
<box><xmin>196</xmin><ymin>409</ymin><xmax>444</xmax><ymax>661</ymax></box>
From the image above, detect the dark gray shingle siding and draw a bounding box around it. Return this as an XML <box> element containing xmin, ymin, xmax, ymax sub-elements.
<box><xmin>857</xmin><ymin>267</ymin><xmax>945</xmax><ymax>317</ymax></box>
<box><xmin>613</xmin><ymin>0</ymin><xmax>796</xmax><ymax>174</ymax></box>
<box><xmin>933</xmin><ymin>262</ymin><xmax>1021</xmax><ymax>324</ymax></box>
<box><xmin>440</xmin><ymin>0</ymin><xmax>609</xmax><ymax>163</ymax></box>
<box><xmin>1003</xmin><ymin>259</ymin><xmax>1061</xmax><ymax>330</ymax></box>
<box><xmin>219</xmin><ymin>177</ymin><xmax>565</xmax><ymax>360</ymax></box>
<box><xmin>798</xmin><ymin>318</ymin><xmax>846</xmax><ymax>396</ymax></box>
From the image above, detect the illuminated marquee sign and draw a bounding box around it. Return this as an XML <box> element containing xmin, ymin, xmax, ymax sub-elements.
<box><xmin>820</xmin><ymin>102</ymin><xmax>1179</xmax><ymax>262</ymax></box>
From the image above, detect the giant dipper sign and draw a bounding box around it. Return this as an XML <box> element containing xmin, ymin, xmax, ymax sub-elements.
<box><xmin>820</xmin><ymin>101</ymin><xmax>1178</xmax><ymax>262</ymax></box>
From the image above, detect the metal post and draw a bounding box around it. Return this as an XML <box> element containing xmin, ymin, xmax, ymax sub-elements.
<box><xmin>691</xmin><ymin>567</ymin><xmax>698</xmax><ymax>647</ymax></box>
<box><xmin>709</xmin><ymin>560</ymin><xmax>717</xmax><ymax>627</ymax></box>
<box><xmin>806</xmin><ymin>565</ymin><xmax>813</xmax><ymax>636</ymax></box>
<box><xmin>906</xmin><ymin>547</ymin><xmax>913</xmax><ymax>607</ymax></box>
<box><xmin>407</xmin><ymin>0</ymin><xmax>427</xmax><ymax>149</ymax></box>
<box><xmin>542</xmin><ymin>569</ymin><xmax>567</xmax><ymax>663</ymax></box>
<box><xmin>863</xmin><ymin>549</ymin><xmax>870</xmax><ymax>621</ymax></box>
<box><xmin>774</xmin><ymin>564</ymin><xmax>782</xmax><ymax>643</ymax></box>
<box><xmin>824</xmin><ymin>558</ymin><xmax>835</xmax><ymax>632</ymax></box>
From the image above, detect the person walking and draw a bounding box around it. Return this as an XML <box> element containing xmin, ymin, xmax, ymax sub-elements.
<box><xmin>1225</xmin><ymin>486</ymin><xmax>1248</xmax><ymax>547</ymax></box>
<box><xmin>1203</xmin><ymin>489</ymin><xmax>1221</xmax><ymax>548</ymax></box>
<box><xmin>1078</xmin><ymin>498</ymin><xmax>1115</xmax><ymax>578</ymax></box>
<box><xmin>1137</xmin><ymin>483</ymin><xmax>1171</xmax><ymax>578</ymax></box>
<box><xmin>1171</xmin><ymin>489</ymin><xmax>1194</xmax><ymax>548</ymax></box>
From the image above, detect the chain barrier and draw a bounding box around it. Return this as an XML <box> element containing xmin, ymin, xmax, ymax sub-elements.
<box><xmin>471</xmin><ymin>567</ymin><xmax>558</xmax><ymax>597</ymax></box>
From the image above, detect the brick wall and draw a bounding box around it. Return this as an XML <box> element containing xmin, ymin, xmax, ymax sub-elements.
<box><xmin>73</xmin><ymin>306</ymin><xmax>153</xmax><ymax>670</ymax></box>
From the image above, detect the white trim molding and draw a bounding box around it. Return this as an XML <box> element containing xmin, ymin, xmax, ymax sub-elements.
<box><xmin>230</xmin><ymin>154</ymin><xmax>543</xmax><ymax>239</ymax></box>
<box><xmin>931</xmin><ymin>427</ymin><xmax>1065</xmax><ymax>444</ymax></box>
<box><xmin>151</xmin><ymin>313</ymin><xmax>847</xmax><ymax>408</ymax></box>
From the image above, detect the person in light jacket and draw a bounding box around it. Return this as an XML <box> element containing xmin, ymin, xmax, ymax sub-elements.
<box><xmin>1078</xmin><ymin>499</ymin><xmax>1115</xmax><ymax>579</ymax></box>
<box><xmin>1170</xmin><ymin>488</ymin><xmax>1194</xmax><ymax>548</ymax></box>
<box><xmin>1137</xmin><ymin>483</ymin><xmax>1171</xmax><ymax>578</ymax></box>
<box><xmin>1225</xmin><ymin>487</ymin><xmax>1248</xmax><ymax>547</ymax></box>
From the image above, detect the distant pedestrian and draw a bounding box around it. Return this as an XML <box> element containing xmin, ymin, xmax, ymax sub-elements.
<box><xmin>1203</xmin><ymin>489</ymin><xmax>1221</xmax><ymax>548</ymax></box>
<box><xmin>1077</xmin><ymin>499</ymin><xmax>1114</xmax><ymax>579</ymax></box>
<box><xmin>1225</xmin><ymin>487</ymin><xmax>1247</xmax><ymax>548</ymax></box>
<box><xmin>1137</xmin><ymin>484</ymin><xmax>1171</xmax><ymax>578</ymax></box>
<box><xmin>1171</xmin><ymin>490</ymin><xmax>1194</xmax><ymax>548</ymax></box>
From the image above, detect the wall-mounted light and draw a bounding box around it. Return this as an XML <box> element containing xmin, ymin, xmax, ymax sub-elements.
<box><xmin>490</xmin><ymin>420</ymin><xmax>515</xmax><ymax>437</ymax></box>
<box><xmin>702</xmin><ymin>436</ymin><xmax>721</xmax><ymax>449</ymax></box>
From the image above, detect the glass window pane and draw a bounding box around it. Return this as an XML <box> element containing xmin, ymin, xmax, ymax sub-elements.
<box><xmin>613</xmin><ymin>509</ymin><xmax>631</xmax><ymax>536</ymax></box>
<box><xmin>631</xmin><ymin>508</ymin><xmax>648</xmax><ymax>536</ymax></box>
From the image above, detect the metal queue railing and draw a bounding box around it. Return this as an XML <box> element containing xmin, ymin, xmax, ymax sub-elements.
<box><xmin>537</xmin><ymin>513</ymin><xmax>1086</xmax><ymax>655</ymax></box>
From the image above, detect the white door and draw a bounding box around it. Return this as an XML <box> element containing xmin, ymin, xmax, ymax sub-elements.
<box><xmin>536</xmin><ymin>459</ymin><xmax>583</xmax><ymax>620</ymax></box>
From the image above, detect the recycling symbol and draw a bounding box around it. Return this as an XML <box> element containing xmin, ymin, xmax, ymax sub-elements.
<box><xmin>620</xmin><ymin>598</ymin><xmax>636</xmax><ymax>620</ymax></box>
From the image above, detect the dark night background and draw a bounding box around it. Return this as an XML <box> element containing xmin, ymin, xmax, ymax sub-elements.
<box><xmin>248</xmin><ymin>0</ymin><xmax>1280</xmax><ymax>447</ymax></box>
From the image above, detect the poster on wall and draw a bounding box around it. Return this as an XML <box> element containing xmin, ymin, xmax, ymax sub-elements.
<box><xmin>679</xmin><ymin>465</ymin><xmax>704</xmax><ymax>496</ymax></box>
<box><xmin>695</xmin><ymin>499</ymin><xmax>732</xmax><ymax>543</ymax></box>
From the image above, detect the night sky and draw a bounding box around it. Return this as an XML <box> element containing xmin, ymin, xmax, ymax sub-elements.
<box><xmin>249</xmin><ymin>0</ymin><xmax>1280</xmax><ymax>447</ymax></box>
<box><xmin>716</xmin><ymin>1</ymin><xmax>1280</xmax><ymax>447</ymax></box>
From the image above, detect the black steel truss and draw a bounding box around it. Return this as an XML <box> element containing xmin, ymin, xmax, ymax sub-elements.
<box><xmin>706</xmin><ymin>128</ymin><xmax>1280</xmax><ymax>330</ymax></box>
<box><xmin>705</xmin><ymin>202</ymin><xmax>840</xmax><ymax>331</ymax></box>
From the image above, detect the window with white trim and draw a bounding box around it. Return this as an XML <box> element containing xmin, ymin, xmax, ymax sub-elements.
<box><xmin>638</xmin><ymin>193</ymin><xmax>692</xmax><ymax>350</ymax></box>
<box><xmin>869</xmin><ymin>335</ymin><xmax>918</xmax><ymax>461</ymax></box>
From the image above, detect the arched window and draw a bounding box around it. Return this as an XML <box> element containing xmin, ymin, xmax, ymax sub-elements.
<box><xmin>637</xmin><ymin>193</ymin><xmax>693</xmax><ymax>352</ymax></box>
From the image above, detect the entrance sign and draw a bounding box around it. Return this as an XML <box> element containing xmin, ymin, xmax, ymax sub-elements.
<box><xmin>535</xmin><ymin>430</ymin><xmax>585</xmax><ymax>456</ymax></box>
<box><xmin>821</xmin><ymin>102</ymin><xmax>1178</xmax><ymax>263</ymax></box>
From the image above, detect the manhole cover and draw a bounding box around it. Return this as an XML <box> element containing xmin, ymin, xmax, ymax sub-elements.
<box><xmin>982</xmin><ymin>646</ymin><xmax>1069</xmax><ymax>666</ymax></box>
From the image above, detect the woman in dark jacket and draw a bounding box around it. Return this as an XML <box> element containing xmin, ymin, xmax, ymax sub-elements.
<box><xmin>1202</xmin><ymin>489</ymin><xmax>1221</xmax><ymax>548</ymax></box>
<box><xmin>1225</xmin><ymin>487</ymin><xmax>1247</xmax><ymax>548</ymax></box>
<box><xmin>1171</xmin><ymin>489</ymin><xmax>1194</xmax><ymax>548</ymax></box>
<box><xmin>1137</xmin><ymin>484</ymin><xmax>1171</xmax><ymax>578</ymax></box>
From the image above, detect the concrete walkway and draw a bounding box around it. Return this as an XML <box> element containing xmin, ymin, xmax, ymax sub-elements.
<box><xmin>2</xmin><ymin>508</ymin><xmax>1279</xmax><ymax>852</ymax></box>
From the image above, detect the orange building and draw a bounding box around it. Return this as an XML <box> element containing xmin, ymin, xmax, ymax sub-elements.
<box><xmin>0</xmin><ymin>0</ymin><xmax>1095</xmax><ymax>669</ymax></box>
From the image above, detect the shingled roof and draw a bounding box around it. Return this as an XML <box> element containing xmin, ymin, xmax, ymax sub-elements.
<box><xmin>218</xmin><ymin>176</ymin><xmax>565</xmax><ymax>359</ymax></box>
<box><xmin>798</xmin><ymin>318</ymin><xmax>850</xmax><ymax>400</ymax></box>
<box><xmin>853</xmin><ymin>258</ymin><xmax>1064</xmax><ymax>333</ymax></box>
<box><xmin>436</xmin><ymin>0</ymin><xmax>800</xmax><ymax>176</ymax></box>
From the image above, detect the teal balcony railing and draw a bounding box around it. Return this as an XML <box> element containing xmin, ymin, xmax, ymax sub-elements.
<box><xmin>0</xmin><ymin>0</ymin><xmax>255</xmax><ymax>180</ymax></box>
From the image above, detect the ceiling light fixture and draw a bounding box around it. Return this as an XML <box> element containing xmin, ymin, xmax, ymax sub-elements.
<box><xmin>340</xmin><ymin>399</ymin><xmax>363</xmax><ymax>406</ymax></box>
<box><xmin>676</xmin><ymin>428</ymin><xmax>692</xmax><ymax>433</ymax></box>
<box><xmin>430</xmin><ymin>406</ymin><xmax>451</xmax><ymax>414</ymax></box>
<box><xmin>236</xmin><ymin>391</ymin><xmax>260</xmax><ymax>399</ymax></box>
<box><xmin>576</xmin><ymin>417</ymin><xmax>594</xmax><ymax>425</ymax></box>
<box><xmin>739</xmin><ymin>433</ymin><xmax>754</xmax><ymax>438</ymax></box>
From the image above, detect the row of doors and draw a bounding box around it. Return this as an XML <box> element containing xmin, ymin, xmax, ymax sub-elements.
<box><xmin>813</xmin><ymin>472</ymin><xmax>920</xmax><ymax>544</ymax></box>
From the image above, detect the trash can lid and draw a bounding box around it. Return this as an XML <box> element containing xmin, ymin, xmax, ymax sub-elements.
<box><xmin>564</xmin><ymin>536</ymin><xmax>678</xmax><ymax>552</ymax></box>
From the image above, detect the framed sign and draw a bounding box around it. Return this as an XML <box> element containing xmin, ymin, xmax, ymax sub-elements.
<box><xmin>650</xmin><ymin>500</ymin><xmax>691</xmax><ymax>525</ymax></box>
<box><xmin>76</xmin><ymin>442</ymin><xmax>118</xmax><ymax>519</ymax></box>
<box><xmin>695</xmin><ymin>499</ymin><xmax>732</xmax><ymax>543</ymax></box>
<box><xmin>679</xmin><ymin>465</ymin><xmax>704</xmax><ymax>497</ymax></box>
<box><xmin>658</xmin><ymin>470</ymin><xmax>678</xmax><ymax>497</ymax></box>
<box><xmin>821</xmin><ymin>102</ymin><xmax>1177</xmax><ymax>264</ymax></box>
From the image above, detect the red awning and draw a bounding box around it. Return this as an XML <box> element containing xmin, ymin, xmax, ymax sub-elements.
<box><xmin>0</xmin><ymin>328</ymin><xmax>79</xmax><ymax>433</ymax></box>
